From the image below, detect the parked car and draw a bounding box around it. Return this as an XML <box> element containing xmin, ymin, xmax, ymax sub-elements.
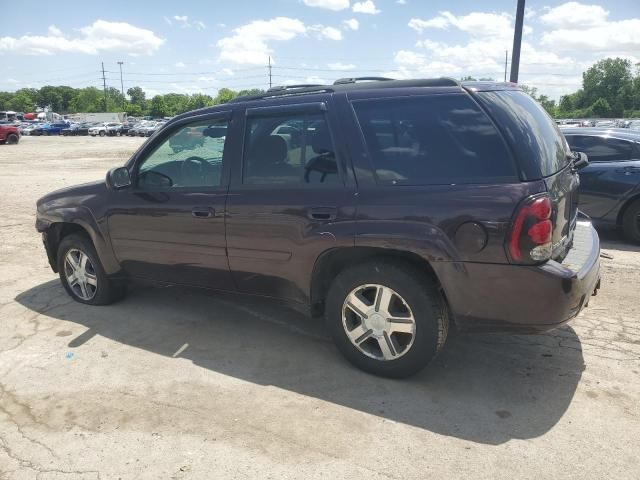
<box><xmin>119</xmin><ymin>123</ymin><xmax>137</xmax><ymax>136</ymax></box>
<box><xmin>41</xmin><ymin>122</ymin><xmax>70</xmax><ymax>135</ymax></box>
<box><xmin>89</xmin><ymin>122</ymin><xmax>120</xmax><ymax>137</ymax></box>
<box><xmin>562</xmin><ymin>128</ymin><xmax>640</xmax><ymax>242</ymax></box>
<box><xmin>62</xmin><ymin>123</ymin><xmax>92</xmax><ymax>136</ymax></box>
<box><xmin>20</xmin><ymin>122</ymin><xmax>43</xmax><ymax>136</ymax></box>
<box><xmin>106</xmin><ymin>123</ymin><xmax>124</xmax><ymax>136</ymax></box>
<box><xmin>628</xmin><ymin>120</ymin><xmax>640</xmax><ymax>132</ymax></box>
<box><xmin>0</xmin><ymin>123</ymin><xmax>20</xmax><ymax>144</ymax></box>
<box><xmin>138</xmin><ymin>121</ymin><xmax>165</xmax><ymax>137</ymax></box>
<box><xmin>126</xmin><ymin>122</ymin><xmax>150</xmax><ymax>136</ymax></box>
<box><xmin>35</xmin><ymin>79</ymin><xmax>601</xmax><ymax>378</ymax></box>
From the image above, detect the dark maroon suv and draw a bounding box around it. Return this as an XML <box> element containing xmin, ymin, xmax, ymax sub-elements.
<box><xmin>35</xmin><ymin>78</ymin><xmax>601</xmax><ymax>377</ymax></box>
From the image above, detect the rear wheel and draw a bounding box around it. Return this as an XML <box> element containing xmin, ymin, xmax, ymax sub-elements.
<box><xmin>6</xmin><ymin>134</ymin><xmax>18</xmax><ymax>145</ymax></box>
<box><xmin>325</xmin><ymin>261</ymin><xmax>448</xmax><ymax>378</ymax></box>
<box><xmin>622</xmin><ymin>198</ymin><xmax>640</xmax><ymax>243</ymax></box>
<box><xmin>57</xmin><ymin>233</ymin><xmax>124</xmax><ymax>305</ymax></box>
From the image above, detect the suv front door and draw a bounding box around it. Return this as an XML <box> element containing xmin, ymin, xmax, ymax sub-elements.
<box><xmin>226</xmin><ymin>100</ymin><xmax>356</xmax><ymax>302</ymax></box>
<box><xmin>106</xmin><ymin>112</ymin><xmax>235</xmax><ymax>290</ymax></box>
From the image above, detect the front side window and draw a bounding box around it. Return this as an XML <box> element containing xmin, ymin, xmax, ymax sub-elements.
<box><xmin>243</xmin><ymin>112</ymin><xmax>339</xmax><ymax>185</ymax></box>
<box><xmin>137</xmin><ymin>119</ymin><xmax>228</xmax><ymax>189</ymax></box>
<box><xmin>352</xmin><ymin>95</ymin><xmax>517</xmax><ymax>185</ymax></box>
<box><xmin>567</xmin><ymin>135</ymin><xmax>633</xmax><ymax>162</ymax></box>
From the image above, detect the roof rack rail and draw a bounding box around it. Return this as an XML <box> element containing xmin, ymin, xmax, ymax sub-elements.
<box><xmin>333</xmin><ymin>76</ymin><xmax>394</xmax><ymax>85</ymax></box>
<box><xmin>267</xmin><ymin>84</ymin><xmax>324</xmax><ymax>93</ymax></box>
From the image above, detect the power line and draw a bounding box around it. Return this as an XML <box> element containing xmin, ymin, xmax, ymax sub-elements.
<box><xmin>101</xmin><ymin>62</ymin><xmax>107</xmax><ymax>111</ymax></box>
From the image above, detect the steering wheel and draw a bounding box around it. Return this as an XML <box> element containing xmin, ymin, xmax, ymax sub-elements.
<box><xmin>180</xmin><ymin>156</ymin><xmax>208</xmax><ymax>186</ymax></box>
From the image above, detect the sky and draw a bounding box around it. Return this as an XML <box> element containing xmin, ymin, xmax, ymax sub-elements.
<box><xmin>0</xmin><ymin>0</ymin><xmax>639</xmax><ymax>100</ymax></box>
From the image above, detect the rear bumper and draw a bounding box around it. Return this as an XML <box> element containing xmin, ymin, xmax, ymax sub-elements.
<box><xmin>438</xmin><ymin>220</ymin><xmax>601</xmax><ymax>333</ymax></box>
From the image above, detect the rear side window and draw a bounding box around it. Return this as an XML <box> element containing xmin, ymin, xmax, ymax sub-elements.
<box><xmin>352</xmin><ymin>95</ymin><xmax>517</xmax><ymax>185</ymax></box>
<box><xmin>243</xmin><ymin>112</ymin><xmax>339</xmax><ymax>185</ymax></box>
<box><xmin>566</xmin><ymin>135</ymin><xmax>633</xmax><ymax>162</ymax></box>
<box><xmin>476</xmin><ymin>90</ymin><xmax>570</xmax><ymax>179</ymax></box>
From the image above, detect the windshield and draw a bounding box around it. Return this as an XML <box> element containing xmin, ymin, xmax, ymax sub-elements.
<box><xmin>475</xmin><ymin>90</ymin><xmax>570</xmax><ymax>179</ymax></box>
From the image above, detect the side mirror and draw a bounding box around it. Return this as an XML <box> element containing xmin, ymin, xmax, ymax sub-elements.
<box><xmin>573</xmin><ymin>152</ymin><xmax>589</xmax><ymax>170</ymax></box>
<box><xmin>106</xmin><ymin>167</ymin><xmax>131</xmax><ymax>190</ymax></box>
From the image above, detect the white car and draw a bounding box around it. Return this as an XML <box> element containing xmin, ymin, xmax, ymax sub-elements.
<box><xmin>89</xmin><ymin>122</ymin><xmax>121</xmax><ymax>137</ymax></box>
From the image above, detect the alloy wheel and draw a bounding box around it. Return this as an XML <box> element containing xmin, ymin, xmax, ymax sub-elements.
<box><xmin>64</xmin><ymin>249</ymin><xmax>98</xmax><ymax>300</ymax></box>
<box><xmin>342</xmin><ymin>284</ymin><xmax>416</xmax><ymax>361</ymax></box>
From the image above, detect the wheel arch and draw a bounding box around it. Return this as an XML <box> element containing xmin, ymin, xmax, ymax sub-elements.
<box><xmin>616</xmin><ymin>192</ymin><xmax>640</xmax><ymax>226</ymax></box>
<box><xmin>310</xmin><ymin>246</ymin><xmax>446</xmax><ymax>316</ymax></box>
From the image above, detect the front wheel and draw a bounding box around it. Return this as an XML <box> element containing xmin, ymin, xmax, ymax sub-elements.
<box><xmin>99</xmin><ymin>131</ymin><xmax>106</xmax><ymax>137</ymax></box>
<box><xmin>622</xmin><ymin>198</ymin><xmax>640</xmax><ymax>243</ymax></box>
<box><xmin>57</xmin><ymin>233</ymin><xmax>124</xmax><ymax>305</ymax></box>
<box><xmin>325</xmin><ymin>261</ymin><xmax>448</xmax><ymax>378</ymax></box>
<box><xmin>6</xmin><ymin>134</ymin><xmax>19</xmax><ymax>145</ymax></box>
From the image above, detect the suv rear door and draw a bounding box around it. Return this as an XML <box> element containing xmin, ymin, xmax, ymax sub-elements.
<box><xmin>225</xmin><ymin>98</ymin><xmax>356</xmax><ymax>302</ymax></box>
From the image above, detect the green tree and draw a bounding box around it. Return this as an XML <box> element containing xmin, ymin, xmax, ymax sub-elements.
<box><xmin>188</xmin><ymin>93</ymin><xmax>214</xmax><ymax>110</ymax></box>
<box><xmin>590</xmin><ymin>97</ymin><xmax>612</xmax><ymax>117</ymax></box>
<box><xmin>149</xmin><ymin>95</ymin><xmax>167</xmax><ymax>117</ymax></box>
<box><xmin>8</xmin><ymin>88</ymin><xmax>37</xmax><ymax>112</ymax></box>
<box><xmin>213</xmin><ymin>88</ymin><xmax>237</xmax><ymax>104</ymax></box>
<box><xmin>582</xmin><ymin>58</ymin><xmax>634</xmax><ymax>116</ymax></box>
<box><xmin>70</xmin><ymin>87</ymin><xmax>104</xmax><ymax>113</ymax></box>
<box><xmin>127</xmin><ymin>86</ymin><xmax>146</xmax><ymax>107</ymax></box>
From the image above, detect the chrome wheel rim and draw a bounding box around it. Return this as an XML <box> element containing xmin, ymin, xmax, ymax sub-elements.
<box><xmin>342</xmin><ymin>284</ymin><xmax>416</xmax><ymax>361</ymax></box>
<box><xmin>64</xmin><ymin>249</ymin><xmax>97</xmax><ymax>300</ymax></box>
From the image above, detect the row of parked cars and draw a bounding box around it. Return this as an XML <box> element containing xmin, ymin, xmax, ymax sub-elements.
<box><xmin>17</xmin><ymin>119</ymin><xmax>168</xmax><ymax>137</ymax></box>
<box><xmin>557</xmin><ymin>118</ymin><xmax>640</xmax><ymax>130</ymax></box>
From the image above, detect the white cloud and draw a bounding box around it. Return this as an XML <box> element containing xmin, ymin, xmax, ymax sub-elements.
<box><xmin>217</xmin><ymin>17</ymin><xmax>306</xmax><ymax>64</ymax></box>
<box><xmin>540</xmin><ymin>2</ymin><xmax>607</xmax><ymax>28</ymax></box>
<box><xmin>343</xmin><ymin>18</ymin><xmax>359</xmax><ymax>30</ymax></box>
<box><xmin>0</xmin><ymin>20</ymin><xmax>164</xmax><ymax>56</ymax></box>
<box><xmin>539</xmin><ymin>2</ymin><xmax>640</xmax><ymax>56</ymax></box>
<box><xmin>327</xmin><ymin>62</ymin><xmax>356</xmax><ymax>70</ymax></box>
<box><xmin>396</xmin><ymin>0</ymin><xmax>407</xmax><ymax>5</ymax></box>
<box><xmin>222</xmin><ymin>68</ymin><xmax>234</xmax><ymax>76</ymax></box>
<box><xmin>408</xmin><ymin>11</ymin><xmax>517</xmax><ymax>39</ymax></box>
<box><xmin>352</xmin><ymin>1</ymin><xmax>380</xmax><ymax>15</ymax></box>
<box><xmin>312</xmin><ymin>25</ymin><xmax>343</xmax><ymax>40</ymax></box>
<box><xmin>303</xmin><ymin>0</ymin><xmax>350</xmax><ymax>10</ymax></box>
<box><xmin>217</xmin><ymin>17</ymin><xmax>345</xmax><ymax>64</ymax></box>
<box><xmin>174</xmin><ymin>61</ymin><xmax>185</xmax><ymax>68</ymax></box>
<box><xmin>48</xmin><ymin>25</ymin><xmax>63</xmax><ymax>36</ymax></box>
<box><xmin>172</xmin><ymin>15</ymin><xmax>206</xmax><ymax>30</ymax></box>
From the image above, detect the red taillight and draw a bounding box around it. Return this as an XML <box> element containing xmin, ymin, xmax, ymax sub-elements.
<box><xmin>508</xmin><ymin>195</ymin><xmax>553</xmax><ymax>263</ymax></box>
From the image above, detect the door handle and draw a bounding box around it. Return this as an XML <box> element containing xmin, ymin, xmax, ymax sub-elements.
<box><xmin>192</xmin><ymin>207</ymin><xmax>214</xmax><ymax>218</ymax></box>
<box><xmin>307</xmin><ymin>207</ymin><xmax>337</xmax><ymax>221</ymax></box>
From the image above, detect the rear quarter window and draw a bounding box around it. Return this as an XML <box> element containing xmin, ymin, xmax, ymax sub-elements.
<box><xmin>476</xmin><ymin>90</ymin><xmax>570</xmax><ymax>179</ymax></box>
<box><xmin>351</xmin><ymin>94</ymin><xmax>517</xmax><ymax>186</ymax></box>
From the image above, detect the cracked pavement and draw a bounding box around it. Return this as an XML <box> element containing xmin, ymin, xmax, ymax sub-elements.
<box><xmin>1</xmin><ymin>136</ymin><xmax>639</xmax><ymax>479</ymax></box>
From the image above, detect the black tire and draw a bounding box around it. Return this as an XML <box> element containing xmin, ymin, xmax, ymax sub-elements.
<box><xmin>99</xmin><ymin>131</ymin><xmax>106</xmax><ymax>137</ymax></box>
<box><xmin>6</xmin><ymin>134</ymin><xmax>18</xmax><ymax>145</ymax></box>
<box><xmin>57</xmin><ymin>233</ymin><xmax>124</xmax><ymax>305</ymax></box>
<box><xmin>325</xmin><ymin>260</ymin><xmax>448</xmax><ymax>378</ymax></box>
<box><xmin>622</xmin><ymin>198</ymin><xmax>640</xmax><ymax>243</ymax></box>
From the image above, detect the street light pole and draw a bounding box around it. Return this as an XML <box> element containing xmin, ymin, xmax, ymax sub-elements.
<box><xmin>509</xmin><ymin>0</ymin><xmax>526</xmax><ymax>83</ymax></box>
<box><xmin>117</xmin><ymin>61</ymin><xmax>125</xmax><ymax>109</ymax></box>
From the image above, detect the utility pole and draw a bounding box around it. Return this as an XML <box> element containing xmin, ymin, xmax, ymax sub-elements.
<box><xmin>268</xmin><ymin>55</ymin><xmax>272</xmax><ymax>89</ymax></box>
<box><xmin>504</xmin><ymin>50</ymin><xmax>508</xmax><ymax>82</ymax></box>
<box><xmin>117</xmin><ymin>61</ymin><xmax>125</xmax><ymax>109</ymax></box>
<box><xmin>101</xmin><ymin>61</ymin><xmax>108</xmax><ymax>111</ymax></box>
<box><xmin>509</xmin><ymin>0</ymin><xmax>526</xmax><ymax>83</ymax></box>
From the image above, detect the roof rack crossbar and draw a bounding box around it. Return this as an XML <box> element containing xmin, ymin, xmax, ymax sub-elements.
<box><xmin>333</xmin><ymin>76</ymin><xmax>394</xmax><ymax>85</ymax></box>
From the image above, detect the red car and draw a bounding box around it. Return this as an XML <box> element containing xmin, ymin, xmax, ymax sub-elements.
<box><xmin>0</xmin><ymin>124</ymin><xmax>20</xmax><ymax>145</ymax></box>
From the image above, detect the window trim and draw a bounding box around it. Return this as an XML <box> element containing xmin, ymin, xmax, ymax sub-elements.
<box><xmin>238</xmin><ymin>106</ymin><xmax>344</xmax><ymax>188</ymax></box>
<box><xmin>130</xmin><ymin>111</ymin><xmax>232</xmax><ymax>191</ymax></box>
<box><xmin>350</xmin><ymin>93</ymin><xmax>520</xmax><ymax>186</ymax></box>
